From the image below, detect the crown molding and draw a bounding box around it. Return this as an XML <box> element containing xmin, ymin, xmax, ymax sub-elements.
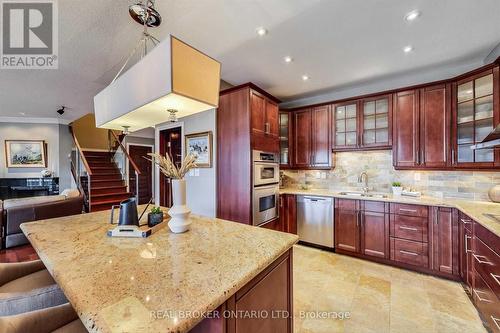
<box><xmin>0</xmin><ymin>117</ymin><xmax>71</xmax><ymax>125</ymax></box>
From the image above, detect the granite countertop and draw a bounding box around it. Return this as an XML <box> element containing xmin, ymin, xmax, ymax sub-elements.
<box><xmin>21</xmin><ymin>207</ymin><xmax>298</xmax><ymax>333</ymax></box>
<box><xmin>280</xmin><ymin>188</ymin><xmax>500</xmax><ymax>237</ymax></box>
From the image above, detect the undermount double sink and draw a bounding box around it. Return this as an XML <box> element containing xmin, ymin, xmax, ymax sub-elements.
<box><xmin>338</xmin><ymin>191</ymin><xmax>389</xmax><ymax>198</ymax></box>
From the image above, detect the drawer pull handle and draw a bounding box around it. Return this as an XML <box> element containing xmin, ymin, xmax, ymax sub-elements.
<box><xmin>473</xmin><ymin>289</ymin><xmax>493</xmax><ymax>303</ymax></box>
<box><xmin>473</xmin><ymin>254</ymin><xmax>494</xmax><ymax>265</ymax></box>
<box><xmin>460</xmin><ymin>218</ymin><xmax>472</xmax><ymax>224</ymax></box>
<box><xmin>399</xmin><ymin>250</ymin><xmax>418</xmax><ymax>256</ymax></box>
<box><xmin>491</xmin><ymin>273</ymin><xmax>500</xmax><ymax>287</ymax></box>
<box><xmin>399</xmin><ymin>226</ymin><xmax>418</xmax><ymax>231</ymax></box>
<box><xmin>492</xmin><ymin>316</ymin><xmax>500</xmax><ymax>330</ymax></box>
<box><xmin>464</xmin><ymin>235</ymin><xmax>471</xmax><ymax>253</ymax></box>
<box><xmin>399</xmin><ymin>208</ymin><xmax>417</xmax><ymax>213</ymax></box>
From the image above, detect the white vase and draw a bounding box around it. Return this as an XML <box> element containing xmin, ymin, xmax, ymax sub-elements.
<box><xmin>392</xmin><ymin>186</ymin><xmax>403</xmax><ymax>196</ymax></box>
<box><xmin>168</xmin><ymin>179</ymin><xmax>192</xmax><ymax>233</ymax></box>
<box><xmin>488</xmin><ymin>184</ymin><xmax>500</xmax><ymax>203</ymax></box>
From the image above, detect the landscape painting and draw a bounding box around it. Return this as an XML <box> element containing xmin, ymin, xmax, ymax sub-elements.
<box><xmin>185</xmin><ymin>131</ymin><xmax>212</xmax><ymax>168</ymax></box>
<box><xmin>5</xmin><ymin>140</ymin><xmax>46</xmax><ymax>168</ymax></box>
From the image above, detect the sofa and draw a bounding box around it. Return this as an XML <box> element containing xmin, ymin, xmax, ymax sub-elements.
<box><xmin>1</xmin><ymin>190</ymin><xmax>83</xmax><ymax>249</ymax></box>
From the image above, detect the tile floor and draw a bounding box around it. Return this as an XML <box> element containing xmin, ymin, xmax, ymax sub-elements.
<box><xmin>293</xmin><ymin>245</ymin><xmax>487</xmax><ymax>333</ymax></box>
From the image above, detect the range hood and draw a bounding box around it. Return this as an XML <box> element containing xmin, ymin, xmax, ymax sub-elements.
<box><xmin>471</xmin><ymin>124</ymin><xmax>500</xmax><ymax>150</ymax></box>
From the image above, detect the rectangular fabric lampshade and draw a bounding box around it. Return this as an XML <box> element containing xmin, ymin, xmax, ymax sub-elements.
<box><xmin>94</xmin><ymin>35</ymin><xmax>221</xmax><ymax>132</ymax></box>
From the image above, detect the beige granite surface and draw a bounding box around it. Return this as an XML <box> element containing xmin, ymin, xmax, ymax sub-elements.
<box><xmin>20</xmin><ymin>208</ymin><xmax>298</xmax><ymax>333</ymax></box>
<box><xmin>280</xmin><ymin>188</ymin><xmax>500</xmax><ymax>237</ymax></box>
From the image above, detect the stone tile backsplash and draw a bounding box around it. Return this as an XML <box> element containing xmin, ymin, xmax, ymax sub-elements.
<box><xmin>282</xmin><ymin>151</ymin><xmax>499</xmax><ymax>201</ymax></box>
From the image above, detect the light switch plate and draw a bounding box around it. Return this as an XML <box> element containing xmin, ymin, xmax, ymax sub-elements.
<box><xmin>194</xmin><ymin>169</ymin><xmax>200</xmax><ymax>176</ymax></box>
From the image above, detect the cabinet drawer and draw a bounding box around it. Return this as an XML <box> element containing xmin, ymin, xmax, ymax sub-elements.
<box><xmin>336</xmin><ymin>198</ymin><xmax>357</xmax><ymax>211</ymax></box>
<box><xmin>362</xmin><ymin>201</ymin><xmax>386</xmax><ymax>213</ymax></box>
<box><xmin>390</xmin><ymin>214</ymin><xmax>428</xmax><ymax>242</ymax></box>
<box><xmin>473</xmin><ymin>269</ymin><xmax>500</xmax><ymax>332</ymax></box>
<box><xmin>474</xmin><ymin>236</ymin><xmax>500</xmax><ymax>299</ymax></box>
<box><xmin>390</xmin><ymin>203</ymin><xmax>428</xmax><ymax>217</ymax></box>
<box><xmin>390</xmin><ymin>238</ymin><xmax>429</xmax><ymax>268</ymax></box>
<box><xmin>459</xmin><ymin>213</ymin><xmax>473</xmax><ymax>232</ymax></box>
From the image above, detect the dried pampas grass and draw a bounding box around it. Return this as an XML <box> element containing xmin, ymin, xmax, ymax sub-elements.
<box><xmin>146</xmin><ymin>153</ymin><xmax>197</xmax><ymax>179</ymax></box>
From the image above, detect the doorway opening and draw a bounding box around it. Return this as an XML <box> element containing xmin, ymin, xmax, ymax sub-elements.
<box><xmin>159</xmin><ymin>126</ymin><xmax>182</xmax><ymax>207</ymax></box>
<box><xmin>128</xmin><ymin>144</ymin><xmax>154</xmax><ymax>204</ymax></box>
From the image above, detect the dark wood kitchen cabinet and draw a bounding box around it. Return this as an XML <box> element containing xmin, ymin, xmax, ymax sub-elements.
<box><xmin>335</xmin><ymin>199</ymin><xmax>360</xmax><ymax>253</ymax></box>
<box><xmin>332</xmin><ymin>94</ymin><xmax>392</xmax><ymax>151</ymax></box>
<box><xmin>452</xmin><ymin>66</ymin><xmax>499</xmax><ymax>169</ymax></box>
<box><xmin>217</xmin><ymin>83</ymin><xmax>281</xmax><ymax>225</ymax></box>
<box><xmin>279</xmin><ymin>194</ymin><xmax>297</xmax><ymax>234</ymax></box>
<box><xmin>459</xmin><ymin>212</ymin><xmax>473</xmax><ymax>293</ymax></box>
<box><xmin>335</xmin><ymin>199</ymin><xmax>389</xmax><ymax>259</ymax></box>
<box><xmin>393</xmin><ymin>84</ymin><xmax>451</xmax><ymax>169</ymax></box>
<box><xmin>251</xmin><ymin>90</ymin><xmax>279</xmax><ymax>139</ymax></box>
<box><xmin>360</xmin><ymin>202</ymin><xmax>390</xmax><ymax>259</ymax></box>
<box><xmin>430</xmin><ymin>207</ymin><xmax>459</xmax><ymax>276</ymax></box>
<box><xmin>279</xmin><ymin>111</ymin><xmax>292</xmax><ymax>168</ymax></box>
<box><xmin>291</xmin><ymin>106</ymin><xmax>332</xmax><ymax>169</ymax></box>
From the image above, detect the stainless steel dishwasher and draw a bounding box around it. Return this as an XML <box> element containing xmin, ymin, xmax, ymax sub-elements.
<box><xmin>296</xmin><ymin>196</ymin><xmax>334</xmax><ymax>248</ymax></box>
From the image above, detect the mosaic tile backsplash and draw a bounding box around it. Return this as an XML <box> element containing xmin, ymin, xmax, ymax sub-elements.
<box><xmin>282</xmin><ymin>151</ymin><xmax>499</xmax><ymax>201</ymax></box>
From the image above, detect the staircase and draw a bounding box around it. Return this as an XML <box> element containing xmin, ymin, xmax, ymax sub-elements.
<box><xmin>83</xmin><ymin>151</ymin><xmax>133</xmax><ymax>212</ymax></box>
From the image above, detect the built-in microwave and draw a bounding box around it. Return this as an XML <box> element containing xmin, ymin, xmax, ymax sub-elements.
<box><xmin>252</xmin><ymin>184</ymin><xmax>279</xmax><ymax>226</ymax></box>
<box><xmin>253</xmin><ymin>150</ymin><xmax>279</xmax><ymax>186</ymax></box>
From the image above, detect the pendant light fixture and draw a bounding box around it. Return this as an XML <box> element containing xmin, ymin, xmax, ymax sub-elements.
<box><xmin>94</xmin><ymin>1</ymin><xmax>221</xmax><ymax>132</ymax></box>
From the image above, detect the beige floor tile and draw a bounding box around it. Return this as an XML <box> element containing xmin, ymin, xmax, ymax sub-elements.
<box><xmin>293</xmin><ymin>245</ymin><xmax>487</xmax><ymax>333</ymax></box>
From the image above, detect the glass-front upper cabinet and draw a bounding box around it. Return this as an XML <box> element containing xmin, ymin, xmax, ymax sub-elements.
<box><xmin>360</xmin><ymin>95</ymin><xmax>392</xmax><ymax>148</ymax></box>
<box><xmin>454</xmin><ymin>69</ymin><xmax>498</xmax><ymax>167</ymax></box>
<box><xmin>333</xmin><ymin>101</ymin><xmax>358</xmax><ymax>149</ymax></box>
<box><xmin>279</xmin><ymin>111</ymin><xmax>290</xmax><ymax>167</ymax></box>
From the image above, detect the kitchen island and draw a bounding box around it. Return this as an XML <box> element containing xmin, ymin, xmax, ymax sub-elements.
<box><xmin>20</xmin><ymin>208</ymin><xmax>298</xmax><ymax>333</ymax></box>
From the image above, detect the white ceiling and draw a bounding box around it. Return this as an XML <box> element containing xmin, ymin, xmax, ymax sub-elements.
<box><xmin>0</xmin><ymin>0</ymin><xmax>499</xmax><ymax>121</ymax></box>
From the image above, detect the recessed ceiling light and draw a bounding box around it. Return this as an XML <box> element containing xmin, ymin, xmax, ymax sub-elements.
<box><xmin>403</xmin><ymin>45</ymin><xmax>414</xmax><ymax>53</ymax></box>
<box><xmin>302</xmin><ymin>75</ymin><xmax>309</xmax><ymax>81</ymax></box>
<box><xmin>256</xmin><ymin>27</ymin><xmax>267</xmax><ymax>36</ymax></box>
<box><xmin>19</xmin><ymin>112</ymin><xmax>25</xmax><ymax>116</ymax></box>
<box><xmin>404</xmin><ymin>10</ymin><xmax>421</xmax><ymax>21</ymax></box>
<box><xmin>284</xmin><ymin>56</ymin><xmax>293</xmax><ymax>63</ymax></box>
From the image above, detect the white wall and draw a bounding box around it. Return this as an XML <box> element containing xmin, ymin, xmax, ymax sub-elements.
<box><xmin>0</xmin><ymin>123</ymin><xmax>60</xmax><ymax>178</ymax></box>
<box><xmin>0</xmin><ymin>122</ymin><xmax>74</xmax><ymax>191</ymax></box>
<box><xmin>155</xmin><ymin>109</ymin><xmax>217</xmax><ymax>217</ymax></box>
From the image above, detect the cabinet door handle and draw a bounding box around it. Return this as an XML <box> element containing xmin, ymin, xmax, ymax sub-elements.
<box><xmin>473</xmin><ymin>254</ymin><xmax>494</xmax><ymax>265</ymax></box>
<box><xmin>460</xmin><ymin>218</ymin><xmax>472</xmax><ymax>225</ymax></box>
<box><xmin>420</xmin><ymin>150</ymin><xmax>425</xmax><ymax>165</ymax></box>
<box><xmin>451</xmin><ymin>148</ymin><xmax>455</xmax><ymax>165</ymax></box>
<box><xmin>491</xmin><ymin>273</ymin><xmax>500</xmax><ymax>288</ymax></box>
<box><xmin>464</xmin><ymin>235</ymin><xmax>471</xmax><ymax>253</ymax></box>
<box><xmin>473</xmin><ymin>289</ymin><xmax>493</xmax><ymax>303</ymax></box>
<box><xmin>399</xmin><ymin>208</ymin><xmax>417</xmax><ymax>213</ymax></box>
<box><xmin>492</xmin><ymin>316</ymin><xmax>500</xmax><ymax>330</ymax></box>
<box><xmin>399</xmin><ymin>250</ymin><xmax>418</xmax><ymax>256</ymax></box>
<box><xmin>399</xmin><ymin>226</ymin><xmax>418</xmax><ymax>231</ymax></box>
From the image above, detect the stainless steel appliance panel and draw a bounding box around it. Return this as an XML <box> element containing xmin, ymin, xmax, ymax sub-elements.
<box><xmin>252</xmin><ymin>184</ymin><xmax>279</xmax><ymax>225</ymax></box>
<box><xmin>297</xmin><ymin>196</ymin><xmax>334</xmax><ymax>248</ymax></box>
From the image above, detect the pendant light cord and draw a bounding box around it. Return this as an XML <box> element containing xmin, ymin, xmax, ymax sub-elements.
<box><xmin>111</xmin><ymin>0</ymin><xmax>161</xmax><ymax>84</ymax></box>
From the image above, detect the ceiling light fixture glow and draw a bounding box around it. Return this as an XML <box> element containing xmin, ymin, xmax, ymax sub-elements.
<box><xmin>302</xmin><ymin>75</ymin><xmax>309</xmax><ymax>81</ymax></box>
<box><xmin>256</xmin><ymin>27</ymin><xmax>267</xmax><ymax>36</ymax></box>
<box><xmin>403</xmin><ymin>45</ymin><xmax>414</xmax><ymax>53</ymax></box>
<box><xmin>284</xmin><ymin>56</ymin><xmax>293</xmax><ymax>63</ymax></box>
<box><xmin>404</xmin><ymin>10</ymin><xmax>420</xmax><ymax>21</ymax></box>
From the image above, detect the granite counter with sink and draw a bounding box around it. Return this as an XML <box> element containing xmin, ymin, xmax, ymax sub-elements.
<box><xmin>280</xmin><ymin>188</ymin><xmax>500</xmax><ymax>237</ymax></box>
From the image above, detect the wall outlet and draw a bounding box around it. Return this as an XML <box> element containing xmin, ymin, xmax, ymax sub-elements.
<box><xmin>414</xmin><ymin>172</ymin><xmax>421</xmax><ymax>181</ymax></box>
<box><xmin>321</xmin><ymin>172</ymin><xmax>327</xmax><ymax>179</ymax></box>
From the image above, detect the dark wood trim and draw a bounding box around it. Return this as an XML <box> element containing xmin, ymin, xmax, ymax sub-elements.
<box><xmin>220</xmin><ymin>82</ymin><xmax>281</xmax><ymax>104</ymax></box>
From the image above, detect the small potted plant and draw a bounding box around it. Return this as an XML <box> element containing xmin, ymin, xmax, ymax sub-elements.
<box><xmin>392</xmin><ymin>182</ymin><xmax>403</xmax><ymax>196</ymax></box>
<box><xmin>148</xmin><ymin>206</ymin><xmax>164</xmax><ymax>228</ymax></box>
